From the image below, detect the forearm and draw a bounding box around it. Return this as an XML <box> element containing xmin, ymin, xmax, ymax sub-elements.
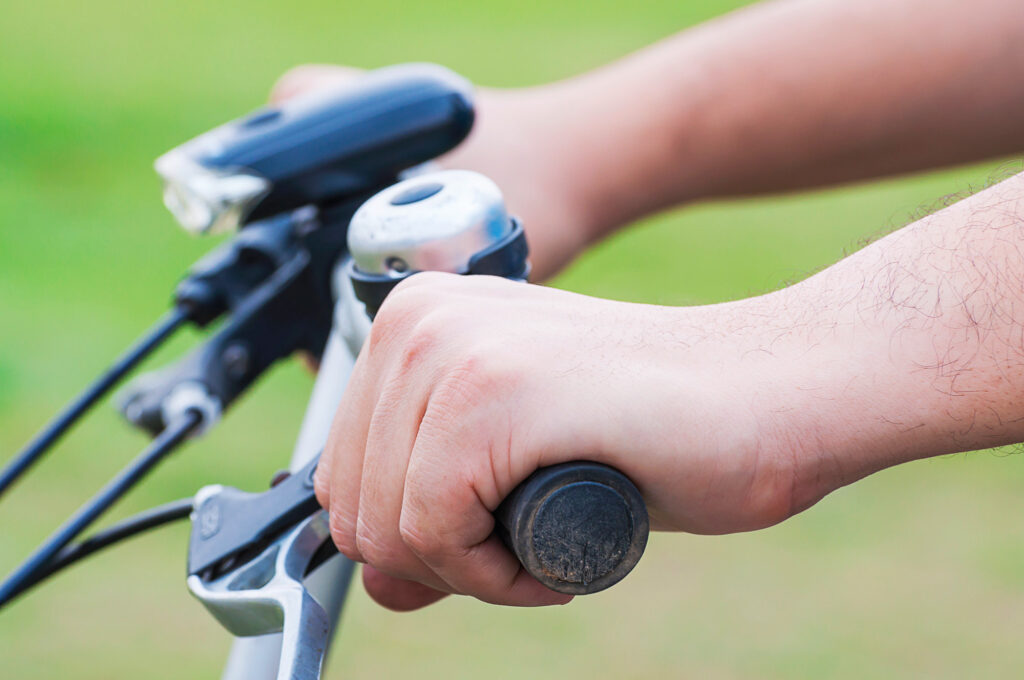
<box><xmin>542</xmin><ymin>0</ymin><xmax>1024</xmax><ymax>241</ymax></box>
<box><xmin>698</xmin><ymin>171</ymin><xmax>1024</xmax><ymax>514</ymax></box>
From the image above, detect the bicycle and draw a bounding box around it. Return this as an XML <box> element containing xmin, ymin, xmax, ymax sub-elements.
<box><xmin>0</xmin><ymin>63</ymin><xmax>649</xmax><ymax>680</ymax></box>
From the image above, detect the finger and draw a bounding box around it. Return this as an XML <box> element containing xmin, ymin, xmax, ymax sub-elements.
<box><xmin>362</xmin><ymin>566</ymin><xmax>450</xmax><ymax>612</ymax></box>
<box><xmin>404</xmin><ymin>468</ymin><xmax>572</xmax><ymax>607</ymax></box>
<box><xmin>317</xmin><ymin>348</ymin><xmax>378</xmax><ymax>562</ymax></box>
<box><xmin>269</xmin><ymin>64</ymin><xmax>364</xmax><ymax>103</ymax></box>
<box><xmin>400</xmin><ymin>395</ymin><xmax>572</xmax><ymax>607</ymax></box>
<box><xmin>354</xmin><ymin>364</ymin><xmax>453</xmax><ymax>593</ymax></box>
<box><xmin>323</xmin><ymin>283</ymin><xmax>433</xmax><ymax>564</ymax></box>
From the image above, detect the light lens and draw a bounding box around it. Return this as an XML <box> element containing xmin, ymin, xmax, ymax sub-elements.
<box><xmin>154</xmin><ymin>149</ymin><xmax>270</xmax><ymax>235</ymax></box>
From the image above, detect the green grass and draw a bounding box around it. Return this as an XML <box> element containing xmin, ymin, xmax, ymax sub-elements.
<box><xmin>2</xmin><ymin>1</ymin><xmax>1023</xmax><ymax>678</ymax></box>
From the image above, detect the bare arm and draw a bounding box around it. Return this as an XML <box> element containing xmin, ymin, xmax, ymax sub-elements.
<box><xmin>555</xmin><ymin>0</ymin><xmax>1024</xmax><ymax>240</ymax></box>
<box><xmin>277</xmin><ymin>0</ymin><xmax>1024</xmax><ymax>278</ymax></box>
<box><xmin>316</xmin><ymin>172</ymin><xmax>1024</xmax><ymax>609</ymax></box>
<box><xmin>738</xmin><ymin>170</ymin><xmax>1024</xmax><ymax>511</ymax></box>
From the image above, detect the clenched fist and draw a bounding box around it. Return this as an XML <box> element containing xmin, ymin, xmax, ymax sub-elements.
<box><xmin>315</xmin><ymin>273</ymin><xmax>793</xmax><ymax>611</ymax></box>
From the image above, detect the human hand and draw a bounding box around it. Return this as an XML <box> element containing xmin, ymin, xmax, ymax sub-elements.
<box><xmin>315</xmin><ymin>272</ymin><xmax>796</xmax><ymax>611</ymax></box>
<box><xmin>315</xmin><ymin>170</ymin><xmax>1024</xmax><ymax>613</ymax></box>
<box><xmin>270</xmin><ymin>65</ymin><xmax>599</xmax><ymax>280</ymax></box>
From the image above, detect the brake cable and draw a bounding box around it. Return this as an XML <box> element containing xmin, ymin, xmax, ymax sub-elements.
<box><xmin>0</xmin><ymin>308</ymin><xmax>190</xmax><ymax>499</ymax></box>
<box><xmin>4</xmin><ymin>497</ymin><xmax>194</xmax><ymax>606</ymax></box>
<box><xmin>0</xmin><ymin>411</ymin><xmax>201</xmax><ymax>608</ymax></box>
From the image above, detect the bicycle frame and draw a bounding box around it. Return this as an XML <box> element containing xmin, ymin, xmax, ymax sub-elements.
<box><xmin>221</xmin><ymin>260</ymin><xmax>369</xmax><ymax>680</ymax></box>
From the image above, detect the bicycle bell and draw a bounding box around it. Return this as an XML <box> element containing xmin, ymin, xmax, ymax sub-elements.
<box><xmin>347</xmin><ymin>169</ymin><xmax>529</xmax><ymax>316</ymax></box>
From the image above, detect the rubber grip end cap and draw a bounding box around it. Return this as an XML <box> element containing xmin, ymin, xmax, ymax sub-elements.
<box><xmin>497</xmin><ymin>462</ymin><xmax>649</xmax><ymax>595</ymax></box>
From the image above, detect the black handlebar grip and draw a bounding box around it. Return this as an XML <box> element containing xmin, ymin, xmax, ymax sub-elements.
<box><xmin>495</xmin><ymin>462</ymin><xmax>649</xmax><ymax>595</ymax></box>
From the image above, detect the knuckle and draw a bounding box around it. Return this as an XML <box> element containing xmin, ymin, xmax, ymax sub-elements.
<box><xmin>436</xmin><ymin>349</ymin><xmax>514</xmax><ymax>405</ymax></box>
<box><xmin>380</xmin><ymin>282</ymin><xmax>423</xmax><ymax>312</ymax></box>
<box><xmin>397</xmin><ymin>512</ymin><xmax>437</xmax><ymax>559</ymax></box>
<box><xmin>328</xmin><ymin>508</ymin><xmax>360</xmax><ymax>561</ymax></box>
<box><xmin>396</xmin><ymin>318</ymin><xmax>444</xmax><ymax>372</ymax></box>
<box><xmin>368</xmin><ymin>309</ymin><xmax>448</xmax><ymax>378</ymax></box>
<box><xmin>354</xmin><ymin>522</ymin><xmax>400</xmax><ymax>569</ymax></box>
<box><xmin>382</xmin><ymin>274</ymin><xmax>443</xmax><ymax>311</ymax></box>
<box><xmin>370</xmin><ymin>288</ymin><xmax>473</xmax><ymax>371</ymax></box>
<box><xmin>373</xmin><ymin>272</ymin><xmax>457</xmax><ymax>320</ymax></box>
<box><xmin>398</xmin><ymin>507</ymin><xmax>472</xmax><ymax>566</ymax></box>
<box><xmin>365</xmin><ymin>305</ymin><xmax>412</xmax><ymax>356</ymax></box>
<box><xmin>367</xmin><ymin>286</ymin><xmax>433</xmax><ymax>354</ymax></box>
<box><xmin>394</xmin><ymin>270</ymin><xmax>455</xmax><ymax>293</ymax></box>
<box><xmin>414</xmin><ymin>301</ymin><xmax>470</xmax><ymax>337</ymax></box>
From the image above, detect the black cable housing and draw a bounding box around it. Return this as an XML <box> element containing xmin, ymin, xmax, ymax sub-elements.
<box><xmin>0</xmin><ymin>411</ymin><xmax>201</xmax><ymax>608</ymax></box>
<box><xmin>0</xmin><ymin>307</ymin><xmax>190</xmax><ymax>499</ymax></box>
<box><xmin>5</xmin><ymin>498</ymin><xmax>194</xmax><ymax>606</ymax></box>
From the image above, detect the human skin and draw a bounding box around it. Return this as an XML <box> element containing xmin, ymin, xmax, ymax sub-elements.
<box><xmin>272</xmin><ymin>0</ymin><xmax>1024</xmax><ymax>281</ymax></box>
<box><xmin>270</xmin><ymin>0</ymin><xmax>1024</xmax><ymax>610</ymax></box>
<box><xmin>315</xmin><ymin>173</ymin><xmax>1024</xmax><ymax>609</ymax></box>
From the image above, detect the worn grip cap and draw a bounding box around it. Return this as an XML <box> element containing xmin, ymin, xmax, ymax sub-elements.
<box><xmin>496</xmin><ymin>462</ymin><xmax>649</xmax><ymax>595</ymax></box>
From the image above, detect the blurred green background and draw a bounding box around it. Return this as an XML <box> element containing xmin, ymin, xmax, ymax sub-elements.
<box><xmin>2</xmin><ymin>0</ymin><xmax>1023</xmax><ymax>678</ymax></box>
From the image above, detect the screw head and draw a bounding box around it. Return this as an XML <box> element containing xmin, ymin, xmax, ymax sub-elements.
<box><xmin>222</xmin><ymin>343</ymin><xmax>251</xmax><ymax>380</ymax></box>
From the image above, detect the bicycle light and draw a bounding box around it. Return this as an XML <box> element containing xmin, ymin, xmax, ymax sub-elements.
<box><xmin>156</xmin><ymin>63</ymin><xmax>475</xmax><ymax>234</ymax></box>
<box><xmin>156</xmin><ymin>151</ymin><xmax>270</xmax><ymax>235</ymax></box>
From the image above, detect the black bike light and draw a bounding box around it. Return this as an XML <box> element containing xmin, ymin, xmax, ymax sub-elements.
<box><xmin>155</xmin><ymin>63</ymin><xmax>475</xmax><ymax>234</ymax></box>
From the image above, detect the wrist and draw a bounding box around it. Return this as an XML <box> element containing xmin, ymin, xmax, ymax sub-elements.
<box><xmin>695</xmin><ymin>290</ymin><xmax>894</xmax><ymax>515</ymax></box>
<box><xmin>441</xmin><ymin>84</ymin><xmax>598</xmax><ymax>279</ymax></box>
<box><xmin>601</xmin><ymin>300</ymin><xmax>803</xmax><ymax>534</ymax></box>
<box><xmin>717</xmin><ymin>277</ymin><xmax>989</xmax><ymax>517</ymax></box>
<box><xmin>657</xmin><ymin>292</ymin><xmax>901</xmax><ymax>526</ymax></box>
<box><xmin>524</xmin><ymin>77</ymin><xmax>650</xmax><ymax>245</ymax></box>
<box><xmin>531</xmin><ymin>57</ymin><xmax>716</xmax><ymax>243</ymax></box>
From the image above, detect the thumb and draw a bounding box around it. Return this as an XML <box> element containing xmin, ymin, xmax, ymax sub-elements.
<box><xmin>269</xmin><ymin>64</ymin><xmax>365</xmax><ymax>104</ymax></box>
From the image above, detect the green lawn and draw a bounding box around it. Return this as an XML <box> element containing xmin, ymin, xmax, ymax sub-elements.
<box><xmin>2</xmin><ymin>1</ymin><xmax>1023</xmax><ymax>678</ymax></box>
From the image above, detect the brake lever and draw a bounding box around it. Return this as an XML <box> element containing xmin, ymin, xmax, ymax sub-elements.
<box><xmin>185</xmin><ymin>455</ymin><xmax>336</xmax><ymax>680</ymax></box>
<box><xmin>186</xmin><ymin>450</ymin><xmax>647</xmax><ymax>679</ymax></box>
<box><xmin>187</xmin><ymin>510</ymin><xmax>334</xmax><ymax>680</ymax></box>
